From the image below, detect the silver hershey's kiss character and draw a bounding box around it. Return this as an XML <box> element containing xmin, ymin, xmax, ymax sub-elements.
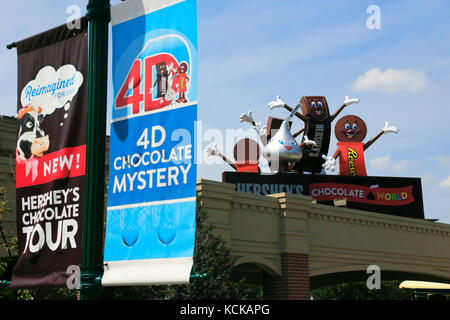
<box><xmin>240</xmin><ymin>102</ymin><xmax>316</xmax><ymax>173</ymax></box>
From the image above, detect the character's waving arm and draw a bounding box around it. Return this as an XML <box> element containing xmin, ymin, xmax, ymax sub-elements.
<box><xmin>240</xmin><ymin>110</ymin><xmax>268</xmax><ymax>145</ymax></box>
<box><xmin>239</xmin><ymin>110</ymin><xmax>255</xmax><ymax>125</ymax></box>
<box><xmin>329</xmin><ymin>96</ymin><xmax>360</xmax><ymax>123</ymax></box>
<box><xmin>268</xmin><ymin>95</ymin><xmax>307</xmax><ymax>123</ymax></box>
<box><xmin>363</xmin><ymin>122</ymin><xmax>399</xmax><ymax>151</ymax></box>
<box><xmin>205</xmin><ymin>144</ymin><xmax>237</xmax><ymax>171</ymax></box>
<box><xmin>299</xmin><ymin>135</ymin><xmax>316</xmax><ymax>148</ymax></box>
<box><xmin>321</xmin><ymin>148</ymin><xmax>341</xmax><ymax>172</ymax></box>
<box><xmin>292</xmin><ymin>128</ymin><xmax>305</xmax><ymax>139</ymax></box>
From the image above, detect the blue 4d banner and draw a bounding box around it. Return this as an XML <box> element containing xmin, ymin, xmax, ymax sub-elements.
<box><xmin>102</xmin><ymin>0</ymin><xmax>197</xmax><ymax>286</ymax></box>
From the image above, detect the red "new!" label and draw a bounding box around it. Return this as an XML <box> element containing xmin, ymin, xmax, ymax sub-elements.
<box><xmin>16</xmin><ymin>145</ymin><xmax>86</xmax><ymax>188</ymax></box>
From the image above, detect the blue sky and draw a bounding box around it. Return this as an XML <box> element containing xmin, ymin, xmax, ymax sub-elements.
<box><xmin>1</xmin><ymin>0</ymin><xmax>450</xmax><ymax>222</ymax></box>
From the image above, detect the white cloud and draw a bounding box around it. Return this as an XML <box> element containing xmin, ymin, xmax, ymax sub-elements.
<box><xmin>437</xmin><ymin>155</ymin><xmax>450</xmax><ymax>166</ymax></box>
<box><xmin>438</xmin><ymin>176</ymin><xmax>450</xmax><ymax>188</ymax></box>
<box><xmin>369</xmin><ymin>155</ymin><xmax>407</xmax><ymax>173</ymax></box>
<box><xmin>351</xmin><ymin>67</ymin><xmax>427</xmax><ymax>93</ymax></box>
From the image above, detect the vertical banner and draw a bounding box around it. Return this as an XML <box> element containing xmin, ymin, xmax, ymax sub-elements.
<box><xmin>102</xmin><ymin>0</ymin><xmax>197</xmax><ymax>286</ymax></box>
<box><xmin>11</xmin><ymin>19</ymin><xmax>88</xmax><ymax>287</ymax></box>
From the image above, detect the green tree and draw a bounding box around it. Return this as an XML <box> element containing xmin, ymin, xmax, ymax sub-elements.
<box><xmin>0</xmin><ymin>187</ymin><xmax>34</xmax><ymax>300</ymax></box>
<box><xmin>311</xmin><ymin>280</ymin><xmax>415</xmax><ymax>300</ymax></box>
<box><xmin>0</xmin><ymin>186</ymin><xmax>13</xmax><ymax>256</ymax></box>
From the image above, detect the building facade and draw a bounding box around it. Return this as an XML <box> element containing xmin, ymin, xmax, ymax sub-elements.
<box><xmin>2</xmin><ymin>115</ymin><xmax>450</xmax><ymax>299</ymax></box>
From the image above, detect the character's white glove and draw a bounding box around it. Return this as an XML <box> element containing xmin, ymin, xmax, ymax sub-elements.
<box><xmin>382</xmin><ymin>122</ymin><xmax>399</xmax><ymax>134</ymax></box>
<box><xmin>253</xmin><ymin>121</ymin><xmax>267</xmax><ymax>136</ymax></box>
<box><xmin>268</xmin><ymin>95</ymin><xmax>285</xmax><ymax>109</ymax></box>
<box><xmin>239</xmin><ymin>110</ymin><xmax>255</xmax><ymax>124</ymax></box>
<box><xmin>204</xmin><ymin>144</ymin><xmax>220</xmax><ymax>156</ymax></box>
<box><xmin>322</xmin><ymin>155</ymin><xmax>336</xmax><ymax>172</ymax></box>
<box><xmin>303</xmin><ymin>135</ymin><xmax>316</xmax><ymax>146</ymax></box>
<box><xmin>344</xmin><ymin>96</ymin><xmax>360</xmax><ymax>106</ymax></box>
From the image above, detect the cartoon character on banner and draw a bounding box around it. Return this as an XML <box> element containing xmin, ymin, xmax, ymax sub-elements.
<box><xmin>16</xmin><ymin>105</ymin><xmax>50</xmax><ymax>182</ymax></box>
<box><xmin>239</xmin><ymin>103</ymin><xmax>316</xmax><ymax>173</ymax></box>
<box><xmin>153</xmin><ymin>62</ymin><xmax>172</xmax><ymax>99</ymax></box>
<box><xmin>267</xmin><ymin>95</ymin><xmax>360</xmax><ymax>174</ymax></box>
<box><xmin>322</xmin><ymin>115</ymin><xmax>399</xmax><ymax>176</ymax></box>
<box><xmin>171</xmin><ymin>61</ymin><xmax>190</xmax><ymax>103</ymax></box>
<box><xmin>205</xmin><ymin>138</ymin><xmax>261</xmax><ymax>173</ymax></box>
<box><xmin>152</xmin><ymin>61</ymin><xmax>178</xmax><ymax>106</ymax></box>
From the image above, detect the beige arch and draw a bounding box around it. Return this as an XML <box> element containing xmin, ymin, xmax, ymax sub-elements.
<box><xmin>234</xmin><ymin>256</ymin><xmax>281</xmax><ymax>277</ymax></box>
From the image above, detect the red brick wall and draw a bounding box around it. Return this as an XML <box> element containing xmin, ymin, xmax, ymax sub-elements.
<box><xmin>263</xmin><ymin>253</ymin><xmax>310</xmax><ymax>300</ymax></box>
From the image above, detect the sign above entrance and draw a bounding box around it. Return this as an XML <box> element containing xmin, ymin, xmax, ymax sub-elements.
<box><xmin>223</xmin><ymin>172</ymin><xmax>424</xmax><ymax>220</ymax></box>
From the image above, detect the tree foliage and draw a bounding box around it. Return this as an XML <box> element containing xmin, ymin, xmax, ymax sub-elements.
<box><xmin>311</xmin><ymin>280</ymin><xmax>415</xmax><ymax>300</ymax></box>
<box><xmin>0</xmin><ymin>187</ymin><xmax>34</xmax><ymax>300</ymax></box>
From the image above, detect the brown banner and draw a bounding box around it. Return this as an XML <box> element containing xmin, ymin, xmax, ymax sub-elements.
<box><xmin>10</xmin><ymin>18</ymin><xmax>88</xmax><ymax>288</ymax></box>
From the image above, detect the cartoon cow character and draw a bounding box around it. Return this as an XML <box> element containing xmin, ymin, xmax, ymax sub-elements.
<box><xmin>16</xmin><ymin>105</ymin><xmax>49</xmax><ymax>161</ymax></box>
<box><xmin>240</xmin><ymin>103</ymin><xmax>316</xmax><ymax>173</ymax></box>
<box><xmin>322</xmin><ymin>114</ymin><xmax>399</xmax><ymax>176</ymax></box>
<box><xmin>268</xmin><ymin>95</ymin><xmax>360</xmax><ymax>174</ymax></box>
